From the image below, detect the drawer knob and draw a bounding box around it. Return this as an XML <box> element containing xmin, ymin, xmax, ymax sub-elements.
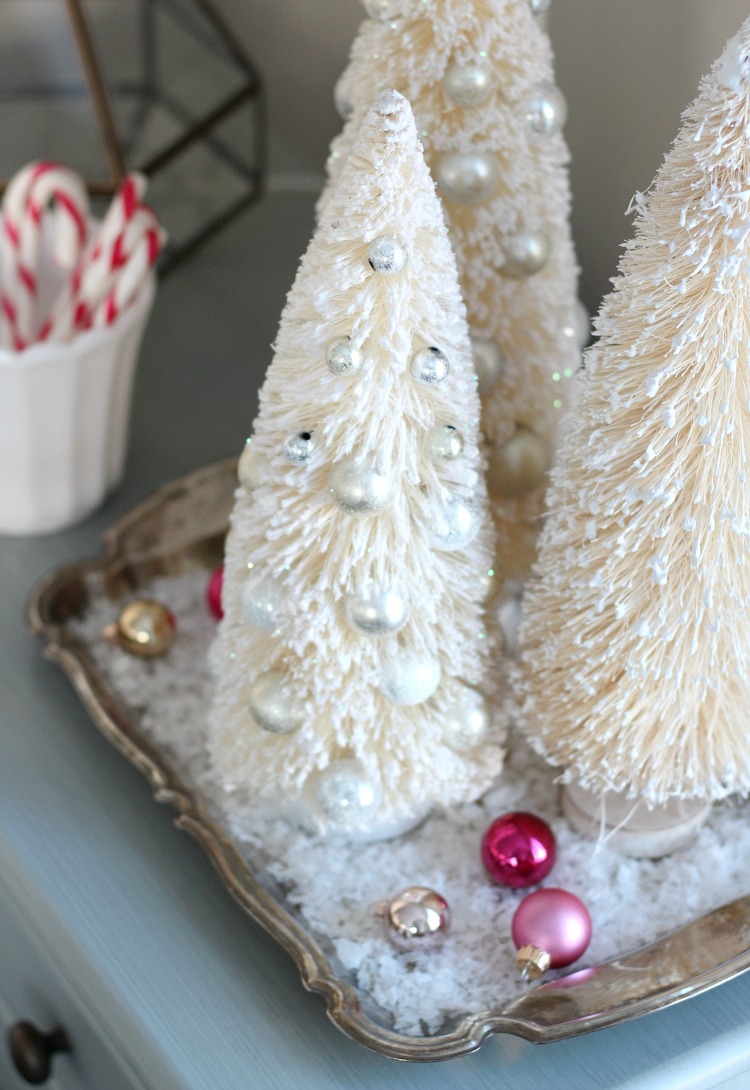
<box><xmin>8</xmin><ymin>1021</ymin><xmax>71</xmax><ymax>1085</ymax></box>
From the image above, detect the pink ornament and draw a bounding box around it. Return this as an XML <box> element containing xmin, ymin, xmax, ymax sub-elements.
<box><xmin>512</xmin><ymin>888</ymin><xmax>592</xmax><ymax>981</ymax></box>
<box><xmin>206</xmin><ymin>565</ymin><xmax>224</xmax><ymax>620</ymax></box>
<box><xmin>481</xmin><ymin>811</ymin><xmax>556</xmax><ymax>888</ymax></box>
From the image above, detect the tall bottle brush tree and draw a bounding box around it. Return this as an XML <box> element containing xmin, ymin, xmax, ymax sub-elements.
<box><xmin>321</xmin><ymin>0</ymin><xmax>581</xmax><ymax>584</ymax></box>
<box><xmin>210</xmin><ymin>91</ymin><xmax>502</xmax><ymax>836</ymax></box>
<box><xmin>515</xmin><ymin>17</ymin><xmax>750</xmax><ymax>804</ymax></box>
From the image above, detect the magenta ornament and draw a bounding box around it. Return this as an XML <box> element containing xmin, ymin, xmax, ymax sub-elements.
<box><xmin>206</xmin><ymin>564</ymin><xmax>224</xmax><ymax>620</ymax></box>
<box><xmin>511</xmin><ymin>887</ymin><xmax>592</xmax><ymax>981</ymax></box>
<box><xmin>481</xmin><ymin>811</ymin><xmax>556</xmax><ymax>888</ymax></box>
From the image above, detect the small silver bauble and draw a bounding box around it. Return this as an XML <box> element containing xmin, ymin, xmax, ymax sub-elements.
<box><xmin>435</xmin><ymin>151</ymin><xmax>499</xmax><ymax>205</ymax></box>
<box><xmin>470</xmin><ymin>335</ymin><xmax>505</xmax><ymax>397</ymax></box>
<box><xmin>426</xmin><ymin>424</ymin><xmax>464</xmax><ymax>461</ymax></box>
<box><xmin>344</xmin><ymin>587</ymin><xmax>410</xmax><ymax>637</ymax></box>
<box><xmin>487</xmin><ymin>425</ymin><xmax>550</xmax><ymax>498</ymax></box>
<box><xmin>248</xmin><ymin>670</ymin><xmax>302</xmax><ymax>734</ymax></box>
<box><xmin>501</xmin><ymin>229</ymin><xmax>551</xmax><ymax>278</ymax></box>
<box><xmin>382</xmin><ymin>887</ymin><xmax>451</xmax><ymax>950</ymax></box>
<box><xmin>334</xmin><ymin>89</ymin><xmax>354</xmax><ymax>120</ymax></box>
<box><xmin>326</xmin><ymin>336</ymin><xmax>364</xmax><ymax>375</ymax></box>
<box><xmin>238</xmin><ymin>442</ymin><xmax>269</xmax><ymax>493</ymax></box>
<box><xmin>283</xmin><ymin>430</ymin><xmax>316</xmax><ymax>465</ymax></box>
<box><xmin>442</xmin><ymin>686</ymin><xmax>490</xmax><ymax>751</ymax></box>
<box><xmin>367</xmin><ymin>234</ymin><xmax>407</xmax><ymax>275</ymax></box>
<box><xmin>523</xmin><ymin>82</ymin><xmax>567</xmax><ymax>139</ymax></box>
<box><xmin>241</xmin><ymin>571</ymin><xmax>287</xmax><ymax>634</ymax></box>
<box><xmin>379</xmin><ymin>652</ymin><xmax>441</xmax><ymax>706</ymax></box>
<box><xmin>317</xmin><ymin>758</ymin><xmax>382</xmax><ymax>832</ymax></box>
<box><xmin>427</xmin><ymin>495</ymin><xmax>481</xmax><ymax>551</ymax></box>
<box><xmin>329</xmin><ymin>457</ymin><xmax>397</xmax><ymax>517</ymax></box>
<box><xmin>530</xmin><ymin>0</ymin><xmax>550</xmax><ymax>13</ymax></box>
<box><xmin>563</xmin><ymin>298</ymin><xmax>591</xmax><ymax>350</ymax></box>
<box><xmin>411</xmin><ymin>346</ymin><xmax>450</xmax><ymax>386</ymax></box>
<box><xmin>442</xmin><ymin>61</ymin><xmax>494</xmax><ymax>107</ymax></box>
<box><xmin>362</xmin><ymin>0</ymin><xmax>394</xmax><ymax>18</ymax></box>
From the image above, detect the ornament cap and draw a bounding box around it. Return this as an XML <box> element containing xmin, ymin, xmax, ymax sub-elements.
<box><xmin>515</xmin><ymin>944</ymin><xmax>551</xmax><ymax>982</ymax></box>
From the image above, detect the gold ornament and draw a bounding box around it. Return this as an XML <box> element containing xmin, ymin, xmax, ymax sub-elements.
<box><xmin>112</xmin><ymin>599</ymin><xmax>175</xmax><ymax>657</ymax></box>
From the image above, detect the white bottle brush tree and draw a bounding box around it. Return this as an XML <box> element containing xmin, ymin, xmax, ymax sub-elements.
<box><xmin>322</xmin><ymin>0</ymin><xmax>581</xmax><ymax>585</ymax></box>
<box><xmin>210</xmin><ymin>91</ymin><xmax>502</xmax><ymax>836</ymax></box>
<box><xmin>515</xmin><ymin>18</ymin><xmax>750</xmax><ymax>805</ymax></box>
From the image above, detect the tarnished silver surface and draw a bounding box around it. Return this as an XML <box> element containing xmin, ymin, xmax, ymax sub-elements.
<box><xmin>27</xmin><ymin>459</ymin><xmax>750</xmax><ymax>1062</ymax></box>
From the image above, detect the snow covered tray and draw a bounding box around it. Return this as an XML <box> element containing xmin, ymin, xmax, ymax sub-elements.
<box><xmin>27</xmin><ymin>459</ymin><xmax>750</xmax><ymax>1062</ymax></box>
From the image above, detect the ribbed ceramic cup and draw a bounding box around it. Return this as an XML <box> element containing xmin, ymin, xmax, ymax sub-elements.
<box><xmin>0</xmin><ymin>274</ymin><xmax>155</xmax><ymax>535</ymax></box>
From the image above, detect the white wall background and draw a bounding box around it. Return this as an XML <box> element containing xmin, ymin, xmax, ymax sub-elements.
<box><xmin>219</xmin><ymin>0</ymin><xmax>750</xmax><ymax>311</ymax></box>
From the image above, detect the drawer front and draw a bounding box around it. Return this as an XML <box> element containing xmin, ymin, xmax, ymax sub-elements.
<box><xmin>0</xmin><ymin>885</ymin><xmax>145</xmax><ymax>1090</ymax></box>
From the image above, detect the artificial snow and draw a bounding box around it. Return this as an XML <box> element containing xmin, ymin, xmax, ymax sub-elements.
<box><xmin>74</xmin><ymin>569</ymin><xmax>750</xmax><ymax>1037</ymax></box>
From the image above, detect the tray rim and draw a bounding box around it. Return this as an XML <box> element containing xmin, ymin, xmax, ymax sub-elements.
<box><xmin>26</xmin><ymin>458</ymin><xmax>750</xmax><ymax>1062</ymax></box>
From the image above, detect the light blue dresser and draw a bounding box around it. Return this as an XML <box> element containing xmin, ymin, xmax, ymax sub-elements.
<box><xmin>2</xmin><ymin>192</ymin><xmax>750</xmax><ymax>1090</ymax></box>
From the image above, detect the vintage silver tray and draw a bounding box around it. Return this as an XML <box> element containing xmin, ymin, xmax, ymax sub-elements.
<box><xmin>27</xmin><ymin>459</ymin><xmax>750</xmax><ymax>1062</ymax></box>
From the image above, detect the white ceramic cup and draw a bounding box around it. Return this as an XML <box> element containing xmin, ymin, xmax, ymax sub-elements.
<box><xmin>0</xmin><ymin>250</ymin><xmax>155</xmax><ymax>535</ymax></box>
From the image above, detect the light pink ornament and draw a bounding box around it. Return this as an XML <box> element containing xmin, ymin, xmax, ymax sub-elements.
<box><xmin>206</xmin><ymin>565</ymin><xmax>224</xmax><ymax>620</ymax></box>
<box><xmin>511</xmin><ymin>887</ymin><xmax>591</xmax><ymax>981</ymax></box>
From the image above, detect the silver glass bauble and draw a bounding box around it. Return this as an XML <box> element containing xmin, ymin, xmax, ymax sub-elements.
<box><xmin>379</xmin><ymin>652</ymin><xmax>441</xmax><ymax>706</ymax></box>
<box><xmin>563</xmin><ymin>298</ymin><xmax>591</xmax><ymax>350</ymax></box>
<box><xmin>241</xmin><ymin>571</ymin><xmax>287</xmax><ymax>634</ymax></box>
<box><xmin>434</xmin><ymin>151</ymin><xmax>499</xmax><ymax>205</ymax></box>
<box><xmin>426</xmin><ymin>424</ymin><xmax>464</xmax><ymax>461</ymax></box>
<box><xmin>442</xmin><ymin>686</ymin><xmax>490</xmax><ymax>751</ymax></box>
<box><xmin>344</xmin><ymin>587</ymin><xmax>410</xmax><ymax>637</ymax></box>
<box><xmin>367</xmin><ymin>234</ymin><xmax>407</xmax><ymax>274</ymax></box>
<box><xmin>530</xmin><ymin>0</ymin><xmax>550</xmax><ymax>13</ymax></box>
<box><xmin>326</xmin><ymin>336</ymin><xmax>364</xmax><ymax>375</ymax></box>
<box><xmin>384</xmin><ymin>887</ymin><xmax>451</xmax><ymax>950</ymax></box>
<box><xmin>411</xmin><ymin>346</ymin><xmax>450</xmax><ymax>386</ymax></box>
<box><xmin>283</xmin><ymin>430</ymin><xmax>316</xmax><ymax>465</ymax></box>
<box><xmin>523</xmin><ymin>82</ymin><xmax>567</xmax><ymax>139</ymax></box>
<box><xmin>487</xmin><ymin>425</ymin><xmax>550</xmax><ymax>498</ymax></box>
<box><xmin>362</xmin><ymin>0</ymin><xmax>395</xmax><ymax>18</ymax></box>
<box><xmin>442</xmin><ymin>61</ymin><xmax>494</xmax><ymax>107</ymax></box>
<box><xmin>329</xmin><ymin>457</ymin><xmax>397</xmax><ymax>517</ymax></box>
<box><xmin>427</xmin><ymin>495</ymin><xmax>481</xmax><ymax>551</ymax></box>
<box><xmin>317</xmin><ymin>758</ymin><xmax>382</xmax><ymax>832</ymax></box>
<box><xmin>237</xmin><ymin>442</ymin><xmax>269</xmax><ymax>493</ymax></box>
<box><xmin>470</xmin><ymin>335</ymin><xmax>505</xmax><ymax>397</ymax></box>
<box><xmin>334</xmin><ymin>88</ymin><xmax>354</xmax><ymax>120</ymax></box>
<box><xmin>501</xmin><ymin>229</ymin><xmax>551</xmax><ymax>278</ymax></box>
<box><xmin>248</xmin><ymin>670</ymin><xmax>302</xmax><ymax>734</ymax></box>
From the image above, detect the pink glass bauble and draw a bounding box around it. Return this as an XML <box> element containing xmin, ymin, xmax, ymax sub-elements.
<box><xmin>481</xmin><ymin>811</ymin><xmax>556</xmax><ymax>888</ymax></box>
<box><xmin>511</xmin><ymin>888</ymin><xmax>592</xmax><ymax>969</ymax></box>
<box><xmin>206</xmin><ymin>565</ymin><xmax>224</xmax><ymax>620</ymax></box>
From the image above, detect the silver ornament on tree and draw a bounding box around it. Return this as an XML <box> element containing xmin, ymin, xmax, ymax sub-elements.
<box><xmin>487</xmin><ymin>425</ymin><xmax>550</xmax><ymax>498</ymax></box>
<box><xmin>326</xmin><ymin>336</ymin><xmax>364</xmax><ymax>375</ymax></box>
<box><xmin>442</xmin><ymin>61</ymin><xmax>494</xmax><ymax>107</ymax></box>
<box><xmin>329</xmin><ymin>457</ymin><xmax>397</xmax><ymax>516</ymax></box>
<box><xmin>530</xmin><ymin>0</ymin><xmax>550</xmax><ymax>13</ymax></box>
<box><xmin>379</xmin><ymin>887</ymin><xmax>451</xmax><ymax>950</ymax></box>
<box><xmin>427</xmin><ymin>494</ymin><xmax>481</xmax><ymax>551</ymax></box>
<box><xmin>470</xmin><ymin>335</ymin><xmax>505</xmax><ymax>397</ymax></box>
<box><xmin>283</xmin><ymin>430</ymin><xmax>316</xmax><ymax>465</ymax></box>
<box><xmin>248</xmin><ymin>670</ymin><xmax>303</xmax><ymax>734</ymax></box>
<box><xmin>344</xmin><ymin>587</ymin><xmax>410</xmax><ymax>637</ymax></box>
<box><xmin>362</xmin><ymin>0</ymin><xmax>396</xmax><ymax>19</ymax></box>
<box><xmin>367</xmin><ymin>234</ymin><xmax>407</xmax><ymax>274</ymax></box>
<box><xmin>241</xmin><ymin>570</ymin><xmax>288</xmax><ymax>634</ymax></box>
<box><xmin>334</xmin><ymin>87</ymin><xmax>354</xmax><ymax>120</ymax></box>
<box><xmin>523</xmin><ymin>82</ymin><xmax>567</xmax><ymax>140</ymax></box>
<box><xmin>379</xmin><ymin>651</ymin><xmax>441</xmax><ymax>705</ymax></box>
<box><xmin>563</xmin><ymin>299</ymin><xmax>591</xmax><ymax>350</ymax></box>
<box><xmin>238</xmin><ymin>441</ymin><xmax>269</xmax><ymax>493</ymax></box>
<box><xmin>501</xmin><ymin>229</ymin><xmax>551</xmax><ymax>278</ymax></box>
<box><xmin>442</xmin><ymin>685</ymin><xmax>490</xmax><ymax>751</ymax></box>
<box><xmin>411</xmin><ymin>346</ymin><xmax>450</xmax><ymax>386</ymax></box>
<box><xmin>317</xmin><ymin>758</ymin><xmax>382</xmax><ymax>832</ymax></box>
<box><xmin>435</xmin><ymin>151</ymin><xmax>500</xmax><ymax>205</ymax></box>
<box><xmin>427</xmin><ymin>425</ymin><xmax>464</xmax><ymax>461</ymax></box>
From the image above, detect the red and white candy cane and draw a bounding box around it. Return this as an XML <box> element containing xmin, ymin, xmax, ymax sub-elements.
<box><xmin>1</xmin><ymin>162</ymin><xmax>88</xmax><ymax>349</ymax></box>
<box><xmin>90</xmin><ymin>206</ymin><xmax>165</xmax><ymax>329</ymax></box>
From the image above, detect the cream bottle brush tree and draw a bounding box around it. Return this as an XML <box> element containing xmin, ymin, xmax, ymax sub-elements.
<box><xmin>209</xmin><ymin>91</ymin><xmax>502</xmax><ymax>837</ymax></box>
<box><xmin>320</xmin><ymin>0</ymin><xmax>581</xmax><ymax>585</ymax></box>
<box><xmin>515</xmin><ymin>17</ymin><xmax>750</xmax><ymax>806</ymax></box>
